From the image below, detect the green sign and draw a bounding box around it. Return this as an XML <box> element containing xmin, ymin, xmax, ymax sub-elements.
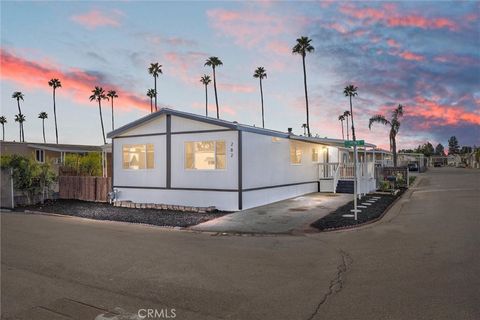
<box><xmin>344</xmin><ymin>140</ymin><xmax>365</xmax><ymax>148</ymax></box>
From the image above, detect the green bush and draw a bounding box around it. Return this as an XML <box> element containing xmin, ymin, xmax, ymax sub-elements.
<box><xmin>1</xmin><ymin>155</ymin><xmax>57</xmax><ymax>203</ymax></box>
<box><xmin>64</xmin><ymin>152</ymin><xmax>102</xmax><ymax>176</ymax></box>
<box><xmin>379</xmin><ymin>180</ymin><xmax>390</xmax><ymax>192</ymax></box>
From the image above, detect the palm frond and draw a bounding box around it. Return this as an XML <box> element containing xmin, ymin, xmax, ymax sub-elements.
<box><xmin>368</xmin><ymin>114</ymin><xmax>390</xmax><ymax>129</ymax></box>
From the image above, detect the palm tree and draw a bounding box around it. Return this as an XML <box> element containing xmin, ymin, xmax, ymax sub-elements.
<box><xmin>200</xmin><ymin>75</ymin><xmax>211</xmax><ymax>117</ymax></box>
<box><xmin>14</xmin><ymin>114</ymin><xmax>25</xmax><ymax>142</ymax></box>
<box><xmin>204</xmin><ymin>57</ymin><xmax>223</xmax><ymax>119</ymax></box>
<box><xmin>148</xmin><ymin>63</ymin><xmax>162</xmax><ymax>111</ymax></box>
<box><xmin>253</xmin><ymin>67</ymin><xmax>267</xmax><ymax>128</ymax></box>
<box><xmin>146</xmin><ymin>89</ymin><xmax>156</xmax><ymax>113</ymax></box>
<box><xmin>48</xmin><ymin>79</ymin><xmax>61</xmax><ymax>144</ymax></box>
<box><xmin>343</xmin><ymin>110</ymin><xmax>351</xmax><ymax>140</ymax></box>
<box><xmin>343</xmin><ymin>85</ymin><xmax>358</xmax><ymax>141</ymax></box>
<box><xmin>0</xmin><ymin>116</ymin><xmax>6</xmax><ymax>141</ymax></box>
<box><xmin>369</xmin><ymin>104</ymin><xmax>404</xmax><ymax>167</ymax></box>
<box><xmin>338</xmin><ymin>115</ymin><xmax>345</xmax><ymax>140</ymax></box>
<box><xmin>292</xmin><ymin>36</ymin><xmax>315</xmax><ymax>137</ymax></box>
<box><xmin>12</xmin><ymin>91</ymin><xmax>25</xmax><ymax>141</ymax></box>
<box><xmin>89</xmin><ymin>87</ymin><xmax>108</xmax><ymax>144</ymax></box>
<box><xmin>107</xmin><ymin>90</ymin><xmax>118</xmax><ymax>131</ymax></box>
<box><xmin>38</xmin><ymin>112</ymin><xmax>48</xmax><ymax>143</ymax></box>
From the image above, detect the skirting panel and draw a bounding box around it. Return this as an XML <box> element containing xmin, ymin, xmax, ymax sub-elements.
<box><xmin>116</xmin><ymin>188</ymin><xmax>239</xmax><ymax>211</ymax></box>
<box><xmin>242</xmin><ymin>183</ymin><xmax>318</xmax><ymax>210</ymax></box>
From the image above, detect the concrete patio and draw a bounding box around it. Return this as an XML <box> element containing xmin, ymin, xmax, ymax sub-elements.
<box><xmin>191</xmin><ymin>192</ymin><xmax>352</xmax><ymax>234</ymax></box>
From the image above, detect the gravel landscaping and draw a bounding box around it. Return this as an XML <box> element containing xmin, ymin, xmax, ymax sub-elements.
<box><xmin>20</xmin><ymin>199</ymin><xmax>230</xmax><ymax>228</ymax></box>
<box><xmin>310</xmin><ymin>190</ymin><xmax>405</xmax><ymax>231</ymax></box>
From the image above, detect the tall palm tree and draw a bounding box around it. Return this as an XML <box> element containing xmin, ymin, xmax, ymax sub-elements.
<box><xmin>89</xmin><ymin>87</ymin><xmax>108</xmax><ymax>144</ymax></box>
<box><xmin>14</xmin><ymin>114</ymin><xmax>25</xmax><ymax>142</ymax></box>
<box><xmin>48</xmin><ymin>79</ymin><xmax>61</xmax><ymax>144</ymax></box>
<box><xmin>292</xmin><ymin>36</ymin><xmax>315</xmax><ymax>137</ymax></box>
<box><xmin>253</xmin><ymin>67</ymin><xmax>267</xmax><ymax>128</ymax></box>
<box><xmin>338</xmin><ymin>115</ymin><xmax>345</xmax><ymax>140</ymax></box>
<box><xmin>146</xmin><ymin>89</ymin><xmax>156</xmax><ymax>113</ymax></box>
<box><xmin>369</xmin><ymin>104</ymin><xmax>404</xmax><ymax>167</ymax></box>
<box><xmin>148</xmin><ymin>63</ymin><xmax>162</xmax><ymax>111</ymax></box>
<box><xmin>204</xmin><ymin>57</ymin><xmax>223</xmax><ymax>119</ymax></box>
<box><xmin>107</xmin><ymin>90</ymin><xmax>118</xmax><ymax>131</ymax></box>
<box><xmin>343</xmin><ymin>85</ymin><xmax>358</xmax><ymax>141</ymax></box>
<box><xmin>301</xmin><ymin>123</ymin><xmax>307</xmax><ymax>136</ymax></box>
<box><xmin>38</xmin><ymin>112</ymin><xmax>48</xmax><ymax>143</ymax></box>
<box><xmin>200</xmin><ymin>75</ymin><xmax>211</xmax><ymax>117</ymax></box>
<box><xmin>12</xmin><ymin>91</ymin><xmax>25</xmax><ymax>141</ymax></box>
<box><xmin>0</xmin><ymin>116</ymin><xmax>6</xmax><ymax>141</ymax></box>
<box><xmin>343</xmin><ymin>110</ymin><xmax>351</xmax><ymax>140</ymax></box>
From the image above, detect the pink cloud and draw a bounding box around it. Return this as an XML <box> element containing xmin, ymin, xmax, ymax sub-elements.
<box><xmin>265</xmin><ymin>40</ymin><xmax>291</xmax><ymax>55</ymax></box>
<box><xmin>411</xmin><ymin>97</ymin><xmax>480</xmax><ymax>126</ymax></box>
<box><xmin>399</xmin><ymin>51</ymin><xmax>425</xmax><ymax>61</ymax></box>
<box><xmin>71</xmin><ymin>9</ymin><xmax>123</xmax><ymax>29</ymax></box>
<box><xmin>0</xmin><ymin>48</ymin><xmax>149</xmax><ymax>112</ymax></box>
<box><xmin>386</xmin><ymin>38</ymin><xmax>400</xmax><ymax>48</ymax></box>
<box><xmin>340</xmin><ymin>3</ymin><xmax>458</xmax><ymax>31</ymax></box>
<box><xmin>218</xmin><ymin>83</ymin><xmax>256</xmax><ymax>93</ymax></box>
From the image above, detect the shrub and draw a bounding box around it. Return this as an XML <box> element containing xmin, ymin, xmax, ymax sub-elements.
<box><xmin>379</xmin><ymin>180</ymin><xmax>390</xmax><ymax>192</ymax></box>
<box><xmin>1</xmin><ymin>155</ymin><xmax>57</xmax><ymax>203</ymax></box>
<box><xmin>64</xmin><ymin>152</ymin><xmax>102</xmax><ymax>176</ymax></box>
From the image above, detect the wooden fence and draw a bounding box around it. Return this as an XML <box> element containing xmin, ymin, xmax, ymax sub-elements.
<box><xmin>58</xmin><ymin>176</ymin><xmax>112</xmax><ymax>202</ymax></box>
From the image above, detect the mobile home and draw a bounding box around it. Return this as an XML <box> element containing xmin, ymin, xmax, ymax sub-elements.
<box><xmin>108</xmin><ymin>108</ymin><xmax>378</xmax><ymax>211</ymax></box>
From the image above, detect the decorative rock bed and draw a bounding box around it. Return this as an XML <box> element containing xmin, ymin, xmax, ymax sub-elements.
<box><xmin>20</xmin><ymin>199</ymin><xmax>229</xmax><ymax>228</ymax></box>
<box><xmin>310</xmin><ymin>190</ymin><xmax>405</xmax><ymax>231</ymax></box>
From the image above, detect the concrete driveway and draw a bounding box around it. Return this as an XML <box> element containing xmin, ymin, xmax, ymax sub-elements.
<box><xmin>2</xmin><ymin>167</ymin><xmax>479</xmax><ymax>320</ymax></box>
<box><xmin>191</xmin><ymin>192</ymin><xmax>352</xmax><ymax>234</ymax></box>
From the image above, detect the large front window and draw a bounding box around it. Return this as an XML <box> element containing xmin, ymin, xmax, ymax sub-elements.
<box><xmin>185</xmin><ymin>140</ymin><xmax>226</xmax><ymax>170</ymax></box>
<box><xmin>122</xmin><ymin>144</ymin><xmax>154</xmax><ymax>170</ymax></box>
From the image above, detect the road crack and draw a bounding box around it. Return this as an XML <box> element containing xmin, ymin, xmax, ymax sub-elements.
<box><xmin>306</xmin><ymin>250</ymin><xmax>353</xmax><ymax>320</ymax></box>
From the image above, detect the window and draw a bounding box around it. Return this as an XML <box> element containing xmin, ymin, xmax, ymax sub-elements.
<box><xmin>312</xmin><ymin>148</ymin><xmax>319</xmax><ymax>162</ymax></box>
<box><xmin>185</xmin><ymin>140</ymin><xmax>226</xmax><ymax>170</ymax></box>
<box><xmin>290</xmin><ymin>142</ymin><xmax>302</xmax><ymax>164</ymax></box>
<box><xmin>122</xmin><ymin>144</ymin><xmax>154</xmax><ymax>170</ymax></box>
<box><xmin>35</xmin><ymin>149</ymin><xmax>44</xmax><ymax>163</ymax></box>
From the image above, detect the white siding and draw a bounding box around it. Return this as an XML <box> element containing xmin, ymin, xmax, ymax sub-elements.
<box><xmin>242</xmin><ymin>132</ymin><xmax>319</xmax><ymax>189</ymax></box>
<box><xmin>171</xmin><ymin>116</ymin><xmax>226</xmax><ymax>132</ymax></box>
<box><xmin>242</xmin><ymin>184</ymin><xmax>317</xmax><ymax>210</ymax></box>
<box><xmin>118</xmin><ymin>116</ymin><xmax>166</xmax><ymax>137</ymax></box>
<box><xmin>171</xmin><ymin>131</ymin><xmax>238</xmax><ymax>189</ymax></box>
<box><xmin>113</xmin><ymin>136</ymin><xmax>166</xmax><ymax>188</ymax></box>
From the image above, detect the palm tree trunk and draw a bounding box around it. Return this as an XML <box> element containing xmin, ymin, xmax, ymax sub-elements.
<box><xmin>349</xmin><ymin>96</ymin><xmax>356</xmax><ymax>141</ymax></box>
<box><xmin>260</xmin><ymin>78</ymin><xmax>265</xmax><ymax>128</ymax></box>
<box><xmin>154</xmin><ymin>77</ymin><xmax>158</xmax><ymax>111</ymax></box>
<box><xmin>16</xmin><ymin>99</ymin><xmax>24</xmax><ymax>142</ymax></box>
<box><xmin>42</xmin><ymin>119</ymin><xmax>46</xmax><ymax>143</ymax></box>
<box><xmin>302</xmin><ymin>55</ymin><xmax>310</xmax><ymax>137</ymax></box>
<box><xmin>205</xmin><ymin>84</ymin><xmax>208</xmax><ymax>117</ymax></box>
<box><xmin>53</xmin><ymin>88</ymin><xmax>58</xmax><ymax>144</ymax></box>
<box><xmin>21</xmin><ymin>123</ymin><xmax>24</xmax><ymax>142</ymax></box>
<box><xmin>213</xmin><ymin>67</ymin><xmax>219</xmax><ymax>119</ymax></box>
<box><xmin>346</xmin><ymin>117</ymin><xmax>350</xmax><ymax>140</ymax></box>
<box><xmin>2</xmin><ymin>124</ymin><xmax>4</xmax><ymax>141</ymax></box>
<box><xmin>111</xmin><ymin>98</ymin><xmax>114</xmax><ymax>131</ymax></box>
<box><xmin>150</xmin><ymin>98</ymin><xmax>153</xmax><ymax>113</ymax></box>
<box><xmin>98</xmin><ymin>100</ymin><xmax>106</xmax><ymax>144</ymax></box>
<box><xmin>341</xmin><ymin>120</ymin><xmax>344</xmax><ymax>140</ymax></box>
<box><xmin>392</xmin><ymin>132</ymin><xmax>397</xmax><ymax>167</ymax></box>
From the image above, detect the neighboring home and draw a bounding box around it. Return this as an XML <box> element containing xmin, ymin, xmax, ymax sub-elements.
<box><xmin>398</xmin><ymin>153</ymin><xmax>426</xmax><ymax>172</ymax></box>
<box><xmin>428</xmin><ymin>155</ymin><xmax>448</xmax><ymax>167</ymax></box>
<box><xmin>463</xmin><ymin>150</ymin><xmax>480</xmax><ymax>169</ymax></box>
<box><xmin>0</xmin><ymin>141</ymin><xmax>112</xmax><ymax>177</ymax></box>
<box><xmin>447</xmin><ymin>154</ymin><xmax>462</xmax><ymax>166</ymax></box>
<box><xmin>107</xmin><ymin>108</ymin><xmax>379</xmax><ymax>211</ymax></box>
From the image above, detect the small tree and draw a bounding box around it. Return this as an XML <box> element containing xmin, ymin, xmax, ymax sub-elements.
<box><xmin>435</xmin><ymin>143</ymin><xmax>445</xmax><ymax>156</ymax></box>
<box><xmin>448</xmin><ymin>136</ymin><xmax>460</xmax><ymax>154</ymax></box>
<box><xmin>0</xmin><ymin>116</ymin><xmax>6</xmax><ymax>141</ymax></box>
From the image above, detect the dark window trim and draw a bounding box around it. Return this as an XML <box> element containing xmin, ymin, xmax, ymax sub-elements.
<box><xmin>166</xmin><ymin>115</ymin><xmax>171</xmax><ymax>189</ymax></box>
<box><xmin>238</xmin><ymin>131</ymin><xmax>243</xmax><ymax>210</ymax></box>
<box><xmin>113</xmin><ymin>128</ymin><xmax>235</xmax><ymax>139</ymax></box>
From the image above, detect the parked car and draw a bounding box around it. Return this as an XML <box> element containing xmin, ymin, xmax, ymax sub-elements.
<box><xmin>434</xmin><ymin>162</ymin><xmax>443</xmax><ymax>167</ymax></box>
<box><xmin>456</xmin><ymin>163</ymin><xmax>466</xmax><ymax>168</ymax></box>
<box><xmin>407</xmin><ymin>163</ymin><xmax>419</xmax><ymax>171</ymax></box>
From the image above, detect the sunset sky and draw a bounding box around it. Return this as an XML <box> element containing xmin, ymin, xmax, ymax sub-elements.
<box><xmin>1</xmin><ymin>1</ymin><xmax>479</xmax><ymax>150</ymax></box>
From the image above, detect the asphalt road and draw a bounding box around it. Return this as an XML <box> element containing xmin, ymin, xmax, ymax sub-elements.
<box><xmin>1</xmin><ymin>167</ymin><xmax>479</xmax><ymax>320</ymax></box>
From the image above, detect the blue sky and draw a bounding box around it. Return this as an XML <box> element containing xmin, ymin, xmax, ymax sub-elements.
<box><xmin>1</xmin><ymin>1</ymin><xmax>479</xmax><ymax>151</ymax></box>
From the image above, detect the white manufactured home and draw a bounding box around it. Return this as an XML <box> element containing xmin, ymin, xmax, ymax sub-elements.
<box><xmin>107</xmin><ymin>108</ymin><xmax>379</xmax><ymax>211</ymax></box>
